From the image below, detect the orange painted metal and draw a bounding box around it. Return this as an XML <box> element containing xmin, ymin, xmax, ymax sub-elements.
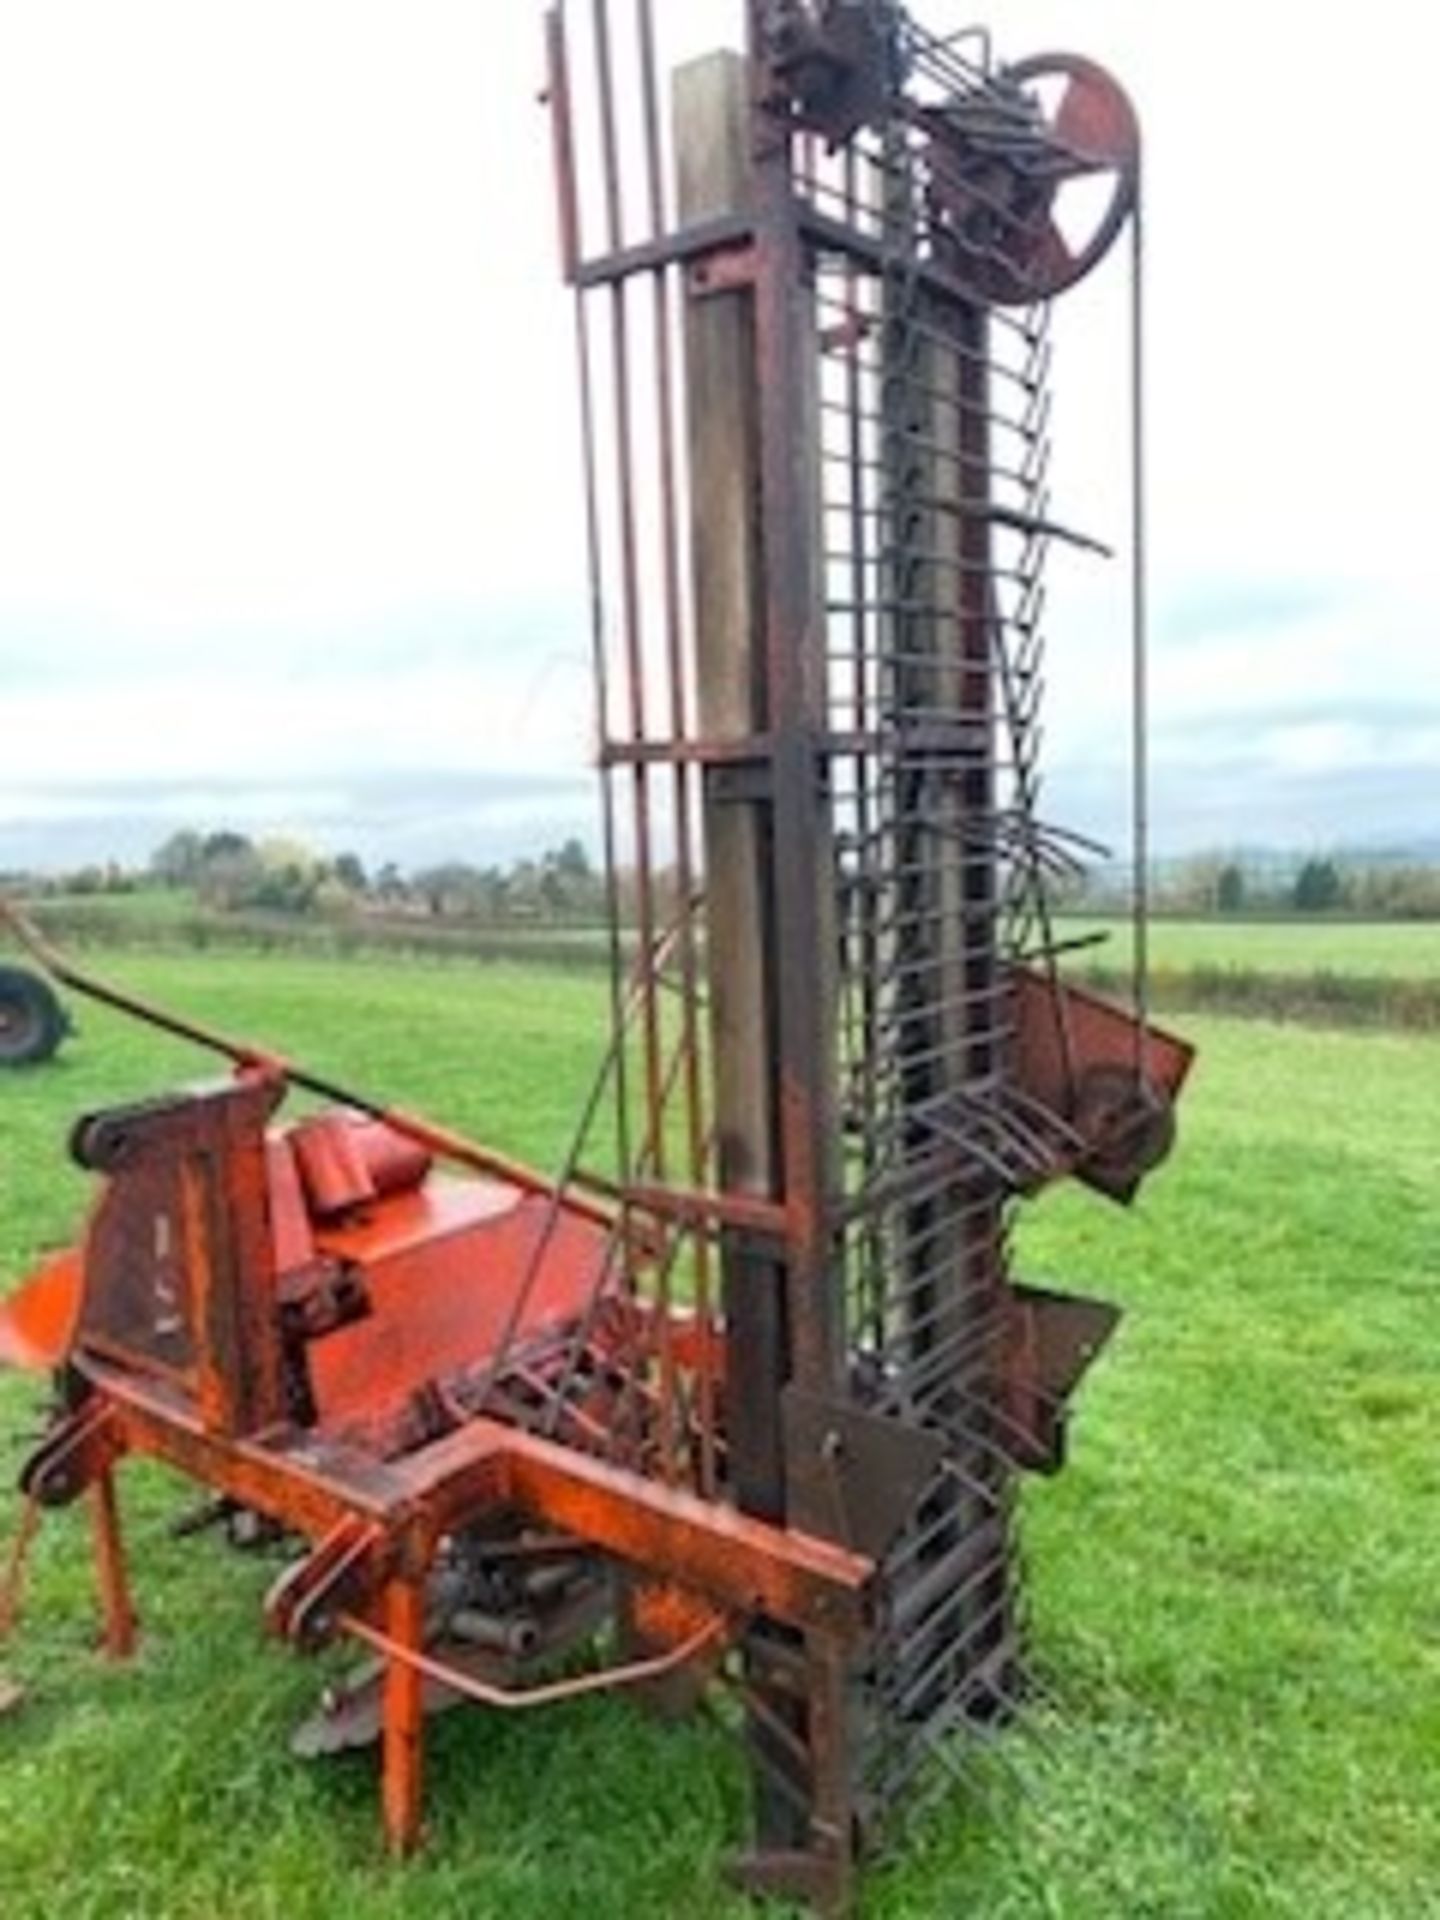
<box><xmin>380</xmin><ymin>1577</ymin><xmax>426</xmax><ymax>1856</ymax></box>
<box><xmin>0</xmin><ymin>1492</ymin><xmax>41</xmax><ymax>1641</ymax></box>
<box><xmin>492</xmin><ymin>1420</ymin><xmax>870</xmax><ymax>1638</ymax></box>
<box><xmin>0</xmin><ymin>1063</ymin><xmax>874</xmax><ymax>1855</ymax></box>
<box><xmin>0</xmin><ymin>1249</ymin><xmax>84</xmax><ymax>1371</ymax></box>
<box><xmin>0</xmin><ymin>899</ymin><xmax>620</xmax><ymax>1232</ymax></box>
<box><xmin>49</xmin><ymin>1360</ymin><xmax>869</xmax><ymax>1641</ymax></box>
<box><xmin>290</xmin><ymin>1112</ymin><xmax>433</xmax><ymax>1219</ymax></box>
<box><xmin>307</xmin><ymin>1188</ymin><xmax>608</xmax><ymax>1446</ymax></box>
<box><xmin>90</xmin><ymin>1472</ymin><xmax>137</xmax><ymax>1660</ymax></box>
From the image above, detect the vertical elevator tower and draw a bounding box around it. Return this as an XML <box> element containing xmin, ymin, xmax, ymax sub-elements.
<box><xmin>548</xmin><ymin>0</ymin><xmax>1190</xmax><ymax>1902</ymax></box>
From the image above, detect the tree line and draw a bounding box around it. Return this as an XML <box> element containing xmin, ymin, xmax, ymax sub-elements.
<box><xmin>30</xmin><ymin>830</ymin><xmax>610</xmax><ymax>924</ymax></box>
<box><xmin>1074</xmin><ymin>853</ymin><xmax>1440</xmax><ymax>919</ymax></box>
<box><xmin>16</xmin><ymin>834</ymin><xmax>1440</xmax><ymax>924</ymax></box>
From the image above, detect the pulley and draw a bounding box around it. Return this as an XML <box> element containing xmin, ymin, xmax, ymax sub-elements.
<box><xmin>928</xmin><ymin>52</ymin><xmax>1140</xmax><ymax>304</ymax></box>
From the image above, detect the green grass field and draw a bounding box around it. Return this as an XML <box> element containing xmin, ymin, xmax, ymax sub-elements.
<box><xmin>1061</xmin><ymin>915</ymin><xmax>1439</xmax><ymax>980</ymax></box>
<box><xmin>0</xmin><ymin>953</ymin><xmax>1436</xmax><ymax>1917</ymax></box>
<box><xmin>21</xmin><ymin>898</ymin><xmax>1440</xmax><ymax>987</ymax></box>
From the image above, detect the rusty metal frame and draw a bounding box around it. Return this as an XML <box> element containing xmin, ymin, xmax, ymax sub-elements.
<box><xmin>0</xmin><ymin>8</ymin><xmax>1187</xmax><ymax>1913</ymax></box>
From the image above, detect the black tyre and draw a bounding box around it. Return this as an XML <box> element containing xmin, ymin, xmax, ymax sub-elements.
<box><xmin>0</xmin><ymin>965</ymin><xmax>67</xmax><ymax>1067</ymax></box>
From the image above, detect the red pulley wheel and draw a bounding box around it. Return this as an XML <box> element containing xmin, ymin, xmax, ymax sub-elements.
<box><xmin>929</xmin><ymin>52</ymin><xmax>1140</xmax><ymax>305</ymax></box>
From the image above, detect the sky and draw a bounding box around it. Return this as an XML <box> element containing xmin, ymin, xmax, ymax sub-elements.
<box><xmin>0</xmin><ymin>0</ymin><xmax>1436</xmax><ymax>875</ymax></box>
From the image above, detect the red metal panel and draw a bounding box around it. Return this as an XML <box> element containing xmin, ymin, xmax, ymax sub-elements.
<box><xmin>306</xmin><ymin>1187</ymin><xmax>612</xmax><ymax>1436</ymax></box>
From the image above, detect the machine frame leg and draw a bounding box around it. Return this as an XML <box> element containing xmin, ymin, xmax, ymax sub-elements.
<box><xmin>380</xmin><ymin>1575</ymin><xmax>426</xmax><ymax>1856</ymax></box>
<box><xmin>90</xmin><ymin>1470</ymin><xmax>137</xmax><ymax>1660</ymax></box>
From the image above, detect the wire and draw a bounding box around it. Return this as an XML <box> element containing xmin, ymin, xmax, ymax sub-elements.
<box><xmin>1130</xmin><ymin>165</ymin><xmax>1151</xmax><ymax>1080</ymax></box>
<box><xmin>337</xmin><ymin>1609</ymin><xmax>723</xmax><ymax>1713</ymax></box>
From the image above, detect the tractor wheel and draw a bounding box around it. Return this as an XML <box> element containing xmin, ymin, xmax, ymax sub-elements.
<box><xmin>0</xmin><ymin>966</ymin><xmax>67</xmax><ymax>1067</ymax></box>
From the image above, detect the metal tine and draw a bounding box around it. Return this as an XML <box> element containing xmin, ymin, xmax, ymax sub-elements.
<box><xmin>881</xmin><ymin>1477</ymin><xmax>1006</xmax><ymax>1575</ymax></box>
<box><xmin>719</xmin><ymin>1669</ymin><xmax>815</xmax><ymax>1777</ymax></box>
<box><xmin>915</xmin><ymin>1094</ymin><xmax>1059</xmax><ymax>1182</ymax></box>
<box><xmin>1003</xmin><ymin>1083</ymin><xmax>1085</xmax><ymax>1152</ymax></box>
<box><xmin>936</xmin><ymin>1408</ymin><xmax>1032</xmax><ymax>1483</ymax></box>
<box><xmin>878</xmin><ymin>1213</ymin><xmax>1006</xmax><ymax>1284</ymax></box>
<box><xmin>870</xmin><ymin>1676</ymin><xmax>1034</xmax><ymax>1833</ymax></box>
<box><xmin>819</xmin><ymin>492</ymin><xmax>1051</xmax><ymax>527</ymax></box>
<box><xmin>873</xmin><ymin>1252</ymin><xmax>1013</xmax><ymax>1327</ymax></box>
<box><xmin>882</xmin><ymin>1511</ymin><xmax>1011</xmax><ymax>1610</ymax></box>
<box><xmin>867</xmin><ymin>948</ymin><xmax>1013</xmax><ymax>1006</ymax></box>
<box><xmin>858</xmin><ymin>964</ymin><xmax>1012</xmax><ymax>1025</ymax></box>
<box><xmin>882</xmin><ymin>1580</ymin><xmax>1023</xmax><ymax>1722</ymax></box>
<box><xmin>881</xmin><ymin>1511</ymin><xmax>1008</xmax><ymax>1631</ymax></box>
<box><xmin>813</xmin><ymin>289</ymin><xmax>1045</xmax><ymax>396</ymax></box>
<box><xmin>916</xmin><ymin>1081</ymin><xmax>1063</xmax><ymax>1165</ymax></box>
<box><xmin>877</xmin><ymin>1350</ymin><xmax>1012</xmax><ymax>1432</ymax></box>
<box><xmin>879</xmin><ymin>1236</ymin><xmax>1010</xmax><ymax>1312</ymax></box>
<box><xmin>839</xmin><ymin>1140</ymin><xmax>999</xmax><ymax>1228</ymax></box>
<box><xmin>819</xmin><ymin>390</ymin><xmax>1043</xmax><ymax>449</ymax></box>
<box><xmin>877</xmin><ymin>1536</ymin><xmax>1010</xmax><ymax>1659</ymax></box>
<box><xmin>890</xmin><ymin>1347</ymin><xmax>1011</xmax><ymax>1427</ymax></box>
<box><xmin>801</xmin><ymin>140</ymin><xmax>1067</xmax><ymax>286</ymax></box>
<box><xmin>857</xmin><ymin>1042</ymin><xmax>1015</xmax><ymax>1100</ymax></box>
<box><xmin>910</xmin><ymin>1113</ymin><xmax>1032</xmax><ymax>1190</ymax></box>
<box><xmin>819</xmin><ymin>443</ymin><xmax>1043</xmax><ymax>494</ymax></box>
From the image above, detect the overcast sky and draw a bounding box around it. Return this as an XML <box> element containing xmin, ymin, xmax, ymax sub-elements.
<box><xmin>1</xmin><ymin>1</ymin><xmax>1436</xmax><ymax>874</ymax></box>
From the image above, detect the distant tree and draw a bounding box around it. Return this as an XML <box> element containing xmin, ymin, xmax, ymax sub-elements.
<box><xmin>1165</xmin><ymin>855</ymin><xmax>1224</xmax><ymax>915</ymax></box>
<box><xmin>414</xmin><ymin>862</ymin><xmax>489</xmax><ymax>917</ymax></box>
<box><xmin>552</xmin><ymin>838</ymin><xmax>591</xmax><ymax>881</ymax></box>
<box><xmin>242</xmin><ymin>865</ymin><xmax>315</xmax><ymax>914</ymax></box>
<box><xmin>507</xmin><ymin>859</ymin><xmax>544</xmax><ymax>918</ymax></box>
<box><xmin>537</xmin><ymin>839</ymin><xmax>603</xmax><ymax>917</ymax></box>
<box><xmin>312</xmin><ymin>875</ymin><xmax>359</xmax><ymax>917</ymax></box>
<box><xmin>195</xmin><ymin>831</ymin><xmax>262</xmax><ymax>909</ymax></box>
<box><xmin>374</xmin><ymin>862</ymin><xmax>408</xmax><ymax>903</ymax></box>
<box><xmin>202</xmin><ymin>830</ymin><xmax>254</xmax><ymax>863</ymax></box>
<box><xmin>1216</xmin><ymin>863</ymin><xmax>1246</xmax><ymax>913</ymax></box>
<box><xmin>1292</xmin><ymin>858</ymin><xmax>1342</xmax><ymax>913</ymax></box>
<box><xmin>256</xmin><ymin>835</ymin><xmax>318</xmax><ymax>877</ymax></box>
<box><xmin>1350</xmin><ymin>862</ymin><xmax>1440</xmax><ymax>919</ymax></box>
<box><xmin>150</xmin><ymin>829</ymin><xmax>206</xmax><ymax>888</ymax></box>
<box><xmin>331</xmin><ymin>851</ymin><xmax>369</xmax><ymax>894</ymax></box>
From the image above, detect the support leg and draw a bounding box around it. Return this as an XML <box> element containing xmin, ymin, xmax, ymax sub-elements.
<box><xmin>90</xmin><ymin>1471</ymin><xmax>137</xmax><ymax>1660</ymax></box>
<box><xmin>731</xmin><ymin>1634</ymin><xmax>857</xmax><ymax>1915</ymax></box>
<box><xmin>380</xmin><ymin>1576</ymin><xmax>425</xmax><ymax>1857</ymax></box>
<box><xmin>805</xmin><ymin>1637</ymin><xmax>857</xmax><ymax>1915</ymax></box>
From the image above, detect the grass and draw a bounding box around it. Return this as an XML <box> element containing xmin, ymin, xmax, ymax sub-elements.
<box><xmin>26</xmin><ymin>887</ymin><xmax>205</xmax><ymax>924</ymax></box>
<box><xmin>14</xmin><ymin>900</ymin><xmax>624</xmax><ymax>975</ymax></box>
<box><xmin>13</xmin><ymin>910</ymin><xmax>1439</xmax><ymax>1035</ymax></box>
<box><xmin>22</xmin><ymin>901</ymin><xmax>1440</xmax><ymax>982</ymax></box>
<box><xmin>1060</xmin><ymin>914</ymin><xmax>1439</xmax><ymax>980</ymax></box>
<box><xmin>0</xmin><ymin>952</ymin><xmax>1436</xmax><ymax>1917</ymax></box>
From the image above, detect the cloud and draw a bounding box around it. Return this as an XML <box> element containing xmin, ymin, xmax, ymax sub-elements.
<box><xmin>0</xmin><ymin>0</ymin><xmax>1435</xmax><ymax>870</ymax></box>
<box><xmin>0</xmin><ymin>767</ymin><xmax>599</xmax><ymax>875</ymax></box>
<box><xmin>1158</xmin><ymin>578</ymin><xmax>1356</xmax><ymax>648</ymax></box>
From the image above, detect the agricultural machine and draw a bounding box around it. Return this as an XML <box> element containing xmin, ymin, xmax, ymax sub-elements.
<box><xmin>0</xmin><ymin>4</ymin><xmax>1191</xmax><ymax>1909</ymax></box>
<box><xmin>0</xmin><ymin>964</ymin><xmax>68</xmax><ymax>1067</ymax></box>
